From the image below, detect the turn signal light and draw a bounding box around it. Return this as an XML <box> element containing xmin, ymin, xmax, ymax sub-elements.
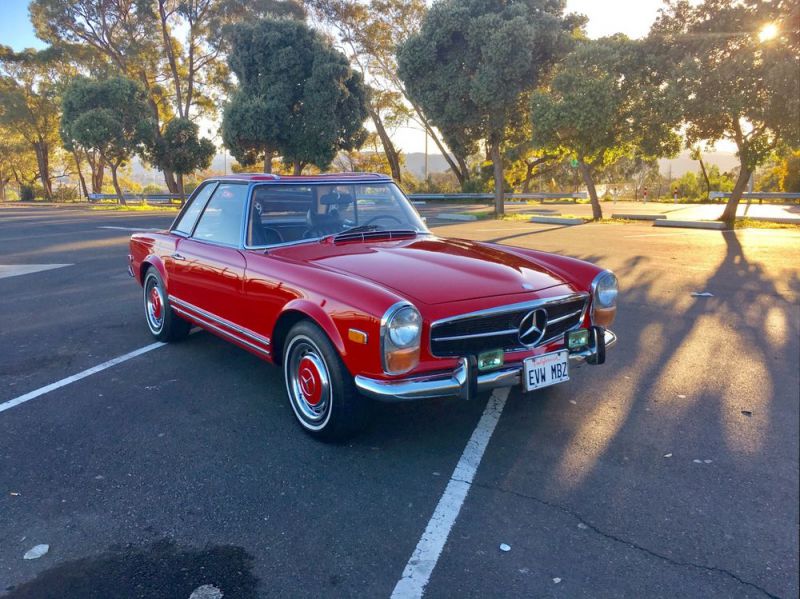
<box><xmin>593</xmin><ymin>307</ymin><xmax>616</xmax><ymax>327</ymax></box>
<box><xmin>385</xmin><ymin>346</ymin><xmax>420</xmax><ymax>374</ymax></box>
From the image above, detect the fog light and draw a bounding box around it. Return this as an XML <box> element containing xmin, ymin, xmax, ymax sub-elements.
<box><xmin>477</xmin><ymin>349</ymin><xmax>504</xmax><ymax>371</ymax></box>
<box><xmin>566</xmin><ymin>329</ymin><xmax>590</xmax><ymax>350</ymax></box>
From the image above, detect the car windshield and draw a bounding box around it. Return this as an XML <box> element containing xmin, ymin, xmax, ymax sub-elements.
<box><xmin>248</xmin><ymin>181</ymin><xmax>427</xmax><ymax>247</ymax></box>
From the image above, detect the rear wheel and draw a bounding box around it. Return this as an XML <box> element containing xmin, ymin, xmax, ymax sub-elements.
<box><xmin>283</xmin><ymin>321</ymin><xmax>369</xmax><ymax>441</ymax></box>
<box><xmin>143</xmin><ymin>269</ymin><xmax>190</xmax><ymax>342</ymax></box>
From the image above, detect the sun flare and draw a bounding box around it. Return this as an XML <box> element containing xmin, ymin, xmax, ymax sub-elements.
<box><xmin>758</xmin><ymin>22</ymin><xmax>779</xmax><ymax>42</ymax></box>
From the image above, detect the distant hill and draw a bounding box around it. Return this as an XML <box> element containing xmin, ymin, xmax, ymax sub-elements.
<box><xmin>658</xmin><ymin>150</ymin><xmax>739</xmax><ymax>177</ymax></box>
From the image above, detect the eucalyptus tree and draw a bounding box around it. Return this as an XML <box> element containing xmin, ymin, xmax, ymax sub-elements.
<box><xmin>222</xmin><ymin>19</ymin><xmax>368</xmax><ymax>174</ymax></box>
<box><xmin>652</xmin><ymin>0</ymin><xmax>800</xmax><ymax>227</ymax></box>
<box><xmin>31</xmin><ymin>0</ymin><xmax>303</xmax><ymax>192</ymax></box>
<box><xmin>0</xmin><ymin>46</ymin><xmax>67</xmax><ymax>200</ymax></box>
<box><xmin>397</xmin><ymin>0</ymin><xmax>577</xmax><ymax>215</ymax></box>
<box><xmin>530</xmin><ymin>36</ymin><xmax>681</xmax><ymax>219</ymax></box>
<box><xmin>61</xmin><ymin>76</ymin><xmax>155</xmax><ymax>203</ymax></box>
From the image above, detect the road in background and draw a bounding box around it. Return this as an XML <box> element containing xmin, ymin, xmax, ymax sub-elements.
<box><xmin>1</xmin><ymin>204</ymin><xmax>797</xmax><ymax>598</ymax></box>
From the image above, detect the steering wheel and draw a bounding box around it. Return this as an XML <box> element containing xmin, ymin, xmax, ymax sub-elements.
<box><xmin>362</xmin><ymin>214</ymin><xmax>405</xmax><ymax>227</ymax></box>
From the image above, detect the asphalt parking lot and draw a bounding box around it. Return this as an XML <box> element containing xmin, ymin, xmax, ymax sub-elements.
<box><xmin>1</xmin><ymin>204</ymin><xmax>798</xmax><ymax>598</ymax></box>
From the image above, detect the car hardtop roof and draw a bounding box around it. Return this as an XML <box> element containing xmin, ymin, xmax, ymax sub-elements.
<box><xmin>208</xmin><ymin>172</ymin><xmax>393</xmax><ymax>185</ymax></box>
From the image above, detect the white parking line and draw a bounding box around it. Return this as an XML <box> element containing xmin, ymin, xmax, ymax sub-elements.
<box><xmin>97</xmin><ymin>226</ymin><xmax>159</xmax><ymax>231</ymax></box>
<box><xmin>0</xmin><ymin>264</ymin><xmax>72</xmax><ymax>279</ymax></box>
<box><xmin>391</xmin><ymin>387</ymin><xmax>510</xmax><ymax>599</ymax></box>
<box><xmin>0</xmin><ymin>342</ymin><xmax>165</xmax><ymax>415</ymax></box>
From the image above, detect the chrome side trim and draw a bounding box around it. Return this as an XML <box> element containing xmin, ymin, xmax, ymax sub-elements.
<box><xmin>169</xmin><ymin>296</ymin><xmax>271</xmax><ymax>347</ymax></box>
<box><xmin>171</xmin><ymin>305</ymin><xmax>271</xmax><ymax>357</ymax></box>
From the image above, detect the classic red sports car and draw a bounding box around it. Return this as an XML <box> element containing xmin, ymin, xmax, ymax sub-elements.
<box><xmin>129</xmin><ymin>173</ymin><xmax>617</xmax><ymax>439</ymax></box>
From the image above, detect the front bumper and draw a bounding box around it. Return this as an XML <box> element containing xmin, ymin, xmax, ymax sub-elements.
<box><xmin>355</xmin><ymin>328</ymin><xmax>616</xmax><ymax>402</ymax></box>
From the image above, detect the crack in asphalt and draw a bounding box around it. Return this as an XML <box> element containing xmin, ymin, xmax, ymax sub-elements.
<box><xmin>458</xmin><ymin>478</ymin><xmax>782</xmax><ymax>599</ymax></box>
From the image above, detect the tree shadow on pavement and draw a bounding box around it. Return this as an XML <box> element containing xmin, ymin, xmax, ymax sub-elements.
<box><xmin>483</xmin><ymin>229</ymin><xmax>799</xmax><ymax>597</ymax></box>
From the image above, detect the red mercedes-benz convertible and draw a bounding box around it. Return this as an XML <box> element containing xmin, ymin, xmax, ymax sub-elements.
<box><xmin>129</xmin><ymin>173</ymin><xmax>618</xmax><ymax>439</ymax></box>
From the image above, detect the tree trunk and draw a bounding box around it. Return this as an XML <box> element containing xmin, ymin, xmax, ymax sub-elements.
<box><xmin>579</xmin><ymin>161</ymin><xmax>602</xmax><ymax>220</ymax></box>
<box><xmin>293</xmin><ymin>161</ymin><xmax>303</xmax><ymax>176</ymax></box>
<box><xmin>697</xmin><ymin>157</ymin><xmax>711</xmax><ymax>201</ymax></box>
<box><xmin>88</xmin><ymin>153</ymin><xmax>105</xmax><ymax>193</ymax></box>
<box><xmin>72</xmin><ymin>150</ymin><xmax>89</xmax><ymax>200</ymax></box>
<box><xmin>110</xmin><ymin>163</ymin><xmax>126</xmax><ymax>205</ymax></box>
<box><xmin>33</xmin><ymin>141</ymin><xmax>52</xmax><ymax>200</ymax></box>
<box><xmin>368</xmin><ymin>106</ymin><xmax>402</xmax><ymax>182</ymax></box>
<box><xmin>263</xmin><ymin>148</ymin><xmax>273</xmax><ymax>174</ymax></box>
<box><xmin>163</xmin><ymin>169</ymin><xmax>179</xmax><ymax>194</ymax></box>
<box><xmin>489</xmin><ymin>139</ymin><xmax>505</xmax><ymax>217</ymax></box>
<box><xmin>720</xmin><ymin>166</ymin><xmax>750</xmax><ymax>229</ymax></box>
<box><xmin>177</xmin><ymin>173</ymin><xmax>185</xmax><ymax>206</ymax></box>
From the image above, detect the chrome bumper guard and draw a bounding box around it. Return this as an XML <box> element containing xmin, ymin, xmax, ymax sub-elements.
<box><xmin>355</xmin><ymin>328</ymin><xmax>617</xmax><ymax>402</ymax></box>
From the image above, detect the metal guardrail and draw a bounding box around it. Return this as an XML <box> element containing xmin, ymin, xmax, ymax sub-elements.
<box><xmin>407</xmin><ymin>192</ymin><xmax>588</xmax><ymax>202</ymax></box>
<box><xmin>88</xmin><ymin>193</ymin><xmax>183</xmax><ymax>204</ymax></box>
<box><xmin>709</xmin><ymin>191</ymin><xmax>800</xmax><ymax>200</ymax></box>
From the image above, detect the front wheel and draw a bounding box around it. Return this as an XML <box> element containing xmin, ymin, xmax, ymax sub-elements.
<box><xmin>143</xmin><ymin>269</ymin><xmax>190</xmax><ymax>342</ymax></box>
<box><xmin>283</xmin><ymin>321</ymin><xmax>369</xmax><ymax>441</ymax></box>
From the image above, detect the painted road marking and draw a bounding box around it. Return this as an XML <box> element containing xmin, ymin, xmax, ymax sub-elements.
<box><xmin>391</xmin><ymin>387</ymin><xmax>510</xmax><ymax>599</ymax></box>
<box><xmin>0</xmin><ymin>342</ymin><xmax>165</xmax><ymax>415</ymax></box>
<box><xmin>97</xmin><ymin>226</ymin><xmax>159</xmax><ymax>231</ymax></box>
<box><xmin>0</xmin><ymin>264</ymin><xmax>72</xmax><ymax>279</ymax></box>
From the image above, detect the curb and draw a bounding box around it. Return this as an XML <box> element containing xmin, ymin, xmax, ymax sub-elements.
<box><xmin>530</xmin><ymin>216</ymin><xmax>585</xmax><ymax>225</ymax></box>
<box><xmin>654</xmin><ymin>219</ymin><xmax>727</xmax><ymax>230</ymax></box>
<box><xmin>437</xmin><ymin>213</ymin><xmax>478</xmax><ymax>222</ymax></box>
<box><xmin>611</xmin><ymin>213</ymin><xmax>667</xmax><ymax>220</ymax></box>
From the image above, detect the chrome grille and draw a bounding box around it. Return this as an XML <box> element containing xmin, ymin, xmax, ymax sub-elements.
<box><xmin>429</xmin><ymin>294</ymin><xmax>588</xmax><ymax>357</ymax></box>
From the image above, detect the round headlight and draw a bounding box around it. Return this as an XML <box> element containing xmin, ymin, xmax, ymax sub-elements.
<box><xmin>387</xmin><ymin>306</ymin><xmax>422</xmax><ymax>347</ymax></box>
<box><xmin>594</xmin><ymin>272</ymin><xmax>618</xmax><ymax>308</ymax></box>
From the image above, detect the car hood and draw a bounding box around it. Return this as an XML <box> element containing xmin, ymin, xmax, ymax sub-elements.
<box><xmin>272</xmin><ymin>236</ymin><xmax>571</xmax><ymax>305</ymax></box>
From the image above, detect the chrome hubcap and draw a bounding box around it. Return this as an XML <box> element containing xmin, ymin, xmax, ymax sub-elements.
<box><xmin>286</xmin><ymin>337</ymin><xmax>331</xmax><ymax>426</ymax></box>
<box><xmin>145</xmin><ymin>277</ymin><xmax>164</xmax><ymax>332</ymax></box>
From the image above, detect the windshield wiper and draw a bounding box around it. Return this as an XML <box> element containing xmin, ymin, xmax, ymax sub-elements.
<box><xmin>333</xmin><ymin>226</ymin><xmax>417</xmax><ymax>243</ymax></box>
<box><xmin>337</xmin><ymin>224</ymin><xmax>382</xmax><ymax>236</ymax></box>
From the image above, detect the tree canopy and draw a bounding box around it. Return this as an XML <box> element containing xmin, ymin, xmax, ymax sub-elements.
<box><xmin>530</xmin><ymin>35</ymin><xmax>681</xmax><ymax>219</ymax></box>
<box><xmin>652</xmin><ymin>0</ymin><xmax>800</xmax><ymax>226</ymax></box>
<box><xmin>222</xmin><ymin>18</ymin><xmax>368</xmax><ymax>174</ymax></box>
<box><xmin>397</xmin><ymin>0</ymin><xmax>579</xmax><ymax>215</ymax></box>
<box><xmin>61</xmin><ymin>76</ymin><xmax>155</xmax><ymax>203</ymax></box>
<box><xmin>149</xmin><ymin>118</ymin><xmax>215</xmax><ymax>199</ymax></box>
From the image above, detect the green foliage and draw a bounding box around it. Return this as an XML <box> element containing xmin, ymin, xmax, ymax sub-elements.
<box><xmin>398</xmin><ymin>0</ymin><xmax>574</xmax><ymax>158</ymax></box>
<box><xmin>20</xmin><ymin>185</ymin><xmax>37</xmax><ymax>201</ymax></box>
<box><xmin>653</xmin><ymin>0</ymin><xmax>800</xmax><ymax>224</ymax></box>
<box><xmin>653</xmin><ymin>0</ymin><xmax>800</xmax><ymax>172</ymax></box>
<box><xmin>397</xmin><ymin>0</ymin><xmax>576</xmax><ymax>211</ymax></box>
<box><xmin>783</xmin><ymin>150</ymin><xmax>800</xmax><ymax>192</ymax></box>
<box><xmin>150</xmin><ymin>118</ymin><xmax>215</xmax><ymax>177</ymax></box>
<box><xmin>222</xmin><ymin>18</ymin><xmax>368</xmax><ymax>172</ymax></box>
<box><xmin>0</xmin><ymin>46</ymin><xmax>71</xmax><ymax>199</ymax></box>
<box><xmin>532</xmin><ymin>36</ymin><xmax>680</xmax><ymax>166</ymax></box>
<box><xmin>61</xmin><ymin>76</ymin><xmax>155</xmax><ymax>166</ymax></box>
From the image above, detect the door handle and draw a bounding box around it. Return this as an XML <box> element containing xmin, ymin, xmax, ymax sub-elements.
<box><xmin>171</xmin><ymin>253</ymin><xmax>186</xmax><ymax>261</ymax></box>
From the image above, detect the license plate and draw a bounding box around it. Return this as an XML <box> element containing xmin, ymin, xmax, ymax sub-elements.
<box><xmin>523</xmin><ymin>350</ymin><xmax>569</xmax><ymax>392</ymax></box>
